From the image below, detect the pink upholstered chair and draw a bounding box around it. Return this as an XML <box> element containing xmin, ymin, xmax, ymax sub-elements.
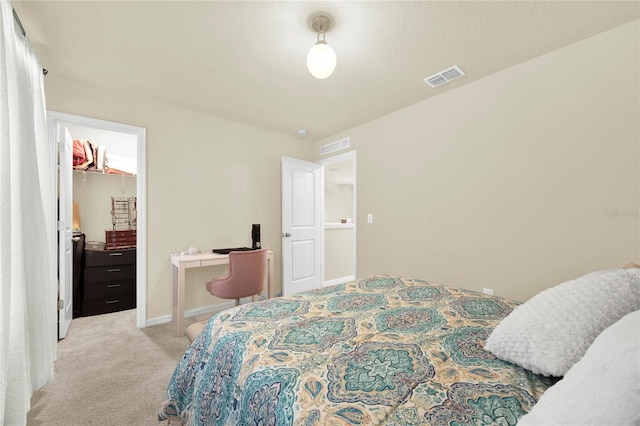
<box><xmin>205</xmin><ymin>248</ymin><xmax>268</xmax><ymax>306</ymax></box>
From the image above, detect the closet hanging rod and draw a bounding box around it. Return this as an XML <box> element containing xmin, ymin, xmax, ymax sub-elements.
<box><xmin>12</xmin><ymin>8</ymin><xmax>48</xmax><ymax>76</ymax></box>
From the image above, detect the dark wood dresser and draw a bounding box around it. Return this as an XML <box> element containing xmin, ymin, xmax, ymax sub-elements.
<box><xmin>83</xmin><ymin>242</ymin><xmax>136</xmax><ymax>316</ymax></box>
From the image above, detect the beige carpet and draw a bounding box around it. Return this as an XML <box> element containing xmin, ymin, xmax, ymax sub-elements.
<box><xmin>27</xmin><ymin>309</ymin><xmax>198</xmax><ymax>426</ymax></box>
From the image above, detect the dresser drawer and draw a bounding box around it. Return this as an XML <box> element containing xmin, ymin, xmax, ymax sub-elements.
<box><xmin>82</xmin><ymin>295</ymin><xmax>136</xmax><ymax>316</ymax></box>
<box><xmin>85</xmin><ymin>248</ymin><xmax>136</xmax><ymax>267</ymax></box>
<box><xmin>83</xmin><ymin>279</ymin><xmax>135</xmax><ymax>301</ymax></box>
<box><xmin>84</xmin><ymin>264</ymin><xmax>136</xmax><ymax>283</ymax></box>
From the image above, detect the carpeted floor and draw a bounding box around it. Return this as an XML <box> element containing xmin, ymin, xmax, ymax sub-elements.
<box><xmin>27</xmin><ymin>309</ymin><xmax>198</xmax><ymax>426</ymax></box>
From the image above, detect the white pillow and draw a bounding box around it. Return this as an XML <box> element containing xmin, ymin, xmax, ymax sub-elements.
<box><xmin>517</xmin><ymin>310</ymin><xmax>640</xmax><ymax>425</ymax></box>
<box><xmin>484</xmin><ymin>268</ymin><xmax>640</xmax><ymax>376</ymax></box>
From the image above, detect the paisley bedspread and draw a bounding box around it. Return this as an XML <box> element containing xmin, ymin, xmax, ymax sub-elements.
<box><xmin>159</xmin><ymin>276</ymin><xmax>556</xmax><ymax>425</ymax></box>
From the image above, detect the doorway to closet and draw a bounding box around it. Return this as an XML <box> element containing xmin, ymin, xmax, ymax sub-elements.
<box><xmin>320</xmin><ymin>151</ymin><xmax>356</xmax><ymax>286</ymax></box>
<box><xmin>280</xmin><ymin>150</ymin><xmax>357</xmax><ymax>295</ymax></box>
<box><xmin>49</xmin><ymin>111</ymin><xmax>146</xmax><ymax>338</ymax></box>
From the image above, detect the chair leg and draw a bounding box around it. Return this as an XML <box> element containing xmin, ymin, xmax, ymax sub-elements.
<box><xmin>235</xmin><ymin>298</ymin><xmax>240</xmax><ymax>306</ymax></box>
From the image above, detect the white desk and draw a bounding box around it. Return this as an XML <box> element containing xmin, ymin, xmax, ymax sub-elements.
<box><xmin>171</xmin><ymin>250</ymin><xmax>274</xmax><ymax>337</ymax></box>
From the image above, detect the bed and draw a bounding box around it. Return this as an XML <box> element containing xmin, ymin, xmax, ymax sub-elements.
<box><xmin>159</xmin><ymin>270</ymin><xmax>640</xmax><ymax>425</ymax></box>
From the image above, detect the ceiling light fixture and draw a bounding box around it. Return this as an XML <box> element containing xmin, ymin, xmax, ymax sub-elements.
<box><xmin>307</xmin><ymin>14</ymin><xmax>336</xmax><ymax>79</ymax></box>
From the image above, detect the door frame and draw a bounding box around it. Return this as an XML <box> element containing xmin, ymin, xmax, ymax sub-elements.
<box><xmin>48</xmin><ymin>111</ymin><xmax>147</xmax><ymax>328</ymax></box>
<box><xmin>318</xmin><ymin>150</ymin><xmax>357</xmax><ymax>284</ymax></box>
<box><xmin>57</xmin><ymin>124</ymin><xmax>73</xmax><ymax>338</ymax></box>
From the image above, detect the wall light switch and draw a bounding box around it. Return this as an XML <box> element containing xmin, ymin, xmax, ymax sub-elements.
<box><xmin>367</xmin><ymin>213</ymin><xmax>373</xmax><ymax>224</ymax></box>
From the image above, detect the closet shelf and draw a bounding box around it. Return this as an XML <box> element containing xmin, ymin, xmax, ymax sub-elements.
<box><xmin>73</xmin><ymin>168</ymin><xmax>136</xmax><ymax>177</ymax></box>
<box><xmin>324</xmin><ymin>223</ymin><xmax>354</xmax><ymax>229</ymax></box>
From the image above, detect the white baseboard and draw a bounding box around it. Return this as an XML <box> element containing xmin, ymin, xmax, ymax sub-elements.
<box><xmin>145</xmin><ymin>295</ymin><xmax>262</xmax><ymax>327</ymax></box>
<box><xmin>323</xmin><ymin>275</ymin><xmax>355</xmax><ymax>287</ymax></box>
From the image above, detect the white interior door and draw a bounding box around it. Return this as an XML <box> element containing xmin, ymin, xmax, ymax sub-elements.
<box><xmin>57</xmin><ymin>124</ymin><xmax>73</xmax><ymax>339</ymax></box>
<box><xmin>281</xmin><ymin>157</ymin><xmax>323</xmax><ymax>295</ymax></box>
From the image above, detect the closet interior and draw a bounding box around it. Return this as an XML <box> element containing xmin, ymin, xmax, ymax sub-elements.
<box><xmin>68</xmin><ymin>124</ymin><xmax>138</xmax><ymax>318</ymax></box>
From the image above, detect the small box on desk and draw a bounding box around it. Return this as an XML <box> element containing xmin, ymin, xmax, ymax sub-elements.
<box><xmin>105</xmin><ymin>229</ymin><xmax>137</xmax><ymax>250</ymax></box>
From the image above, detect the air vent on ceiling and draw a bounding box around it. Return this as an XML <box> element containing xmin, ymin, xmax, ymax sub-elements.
<box><xmin>320</xmin><ymin>137</ymin><xmax>350</xmax><ymax>156</ymax></box>
<box><xmin>423</xmin><ymin>65</ymin><xmax>465</xmax><ymax>88</ymax></box>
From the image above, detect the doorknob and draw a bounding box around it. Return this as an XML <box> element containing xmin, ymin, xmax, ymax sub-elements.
<box><xmin>282</xmin><ymin>232</ymin><xmax>291</xmax><ymax>238</ymax></box>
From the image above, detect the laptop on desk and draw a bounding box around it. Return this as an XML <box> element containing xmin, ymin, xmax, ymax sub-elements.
<box><xmin>212</xmin><ymin>247</ymin><xmax>255</xmax><ymax>255</ymax></box>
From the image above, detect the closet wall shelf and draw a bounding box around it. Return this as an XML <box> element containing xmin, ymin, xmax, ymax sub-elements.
<box><xmin>73</xmin><ymin>169</ymin><xmax>136</xmax><ymax>177</ymax></box>
<box><xmin>324</xmin><ymin>223</ymin><xmax>355</xmax><ymax>229</ymax></box>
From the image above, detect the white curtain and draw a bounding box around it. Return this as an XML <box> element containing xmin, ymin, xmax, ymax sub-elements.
<box><xmin>0</xmin><ymin>1</ymin><xmax>57</xmax><ymax>424</ymax></box>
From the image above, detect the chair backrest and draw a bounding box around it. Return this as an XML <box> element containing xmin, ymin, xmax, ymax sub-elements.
<box><xmin>209</xmin><ymin>248</ymin><xmax>268</xmax><ymax>300</ymax></box>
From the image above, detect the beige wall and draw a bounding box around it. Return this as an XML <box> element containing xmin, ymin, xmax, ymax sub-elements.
<box><xmin>317</xmin><ymin>20</ymin><xmax>640</xmax><ymax>302</ymax></box>
<box><xmin>72</xmin><ymin>172</ymin><xmax>136</xmax><ymax>242</ymax></box>
<box><xmin>324</xmin><ymin>183</ymin><xmax>355</xmax><ymax>282</ymax></box>
<box><xmin>45</xmin><ymin>75</ymin><xmax>314</xmax><ymax>320</ymax></box>
<box><xmin>325</xmin><ymin>227</ymin><xmax>355</xmax><ymax>282</ymax></box>
<box><xmin>45</xmin><ymin>19</ymin><xmax>639</xmax><ymax>321</ymax></box>
<box><xmin>325</xmin><ymin>183</ymin><xmax>354</xmax><ymax>222</ymax></box>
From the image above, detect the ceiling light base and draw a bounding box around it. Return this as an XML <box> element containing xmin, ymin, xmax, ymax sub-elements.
<box><xmin>310</xmin><ymin>15</ymin><xmax>332</xmax><ymax>34</ymax></box>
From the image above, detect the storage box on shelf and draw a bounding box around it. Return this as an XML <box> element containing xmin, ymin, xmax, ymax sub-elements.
<box><xmin>105</xmin><ymin>229</ymin><xmax>136</xmax><ymax>250</ymax></box>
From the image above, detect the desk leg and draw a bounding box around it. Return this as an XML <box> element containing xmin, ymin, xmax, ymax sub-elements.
<box><xmin>172</xmin><ymin>263</ymin><xmax>186</xmax><ymax>337</ymax></box>
<box><xmin>267</xmin><ymin>255</ymin><xmax>274</xmax><ymax>299</ymax></box>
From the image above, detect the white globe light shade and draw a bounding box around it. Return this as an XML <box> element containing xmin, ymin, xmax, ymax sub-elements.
<box><xmin>307</xmin><ymin>42</ymin><xmax>336</xmax><ymax>79</ymax></box>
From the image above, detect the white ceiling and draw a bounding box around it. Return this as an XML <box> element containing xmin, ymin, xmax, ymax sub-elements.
<box><xmin>12</xmin><ymin>1</ymin><xmax>639</xmax><ymax>142</ymax></box>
